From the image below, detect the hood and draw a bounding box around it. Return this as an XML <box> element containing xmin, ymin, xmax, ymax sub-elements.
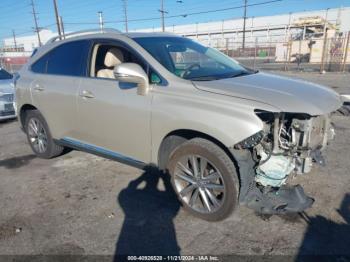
<box><xmin>193</xmin><ymin>72</ymin><xmax>342</xmax><ymax>115</ymax></box>
<box><xmin>0</xmin><ymin>79</ymin><xmax>14</xmax><ymax>94</ymax></box>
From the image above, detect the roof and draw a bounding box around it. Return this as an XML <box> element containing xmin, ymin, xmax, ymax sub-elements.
<box><xmin>47</xmin><ymin>29</ymin><xmax>180</xmax><ymax>44</ymax></box>
<box><xmin>125</xmin><ymin>32</ymin><xmax>180</xmax><ymax>38</ymax></box>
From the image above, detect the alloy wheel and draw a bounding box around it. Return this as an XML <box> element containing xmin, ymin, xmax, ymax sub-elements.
<box><xmin>27</xmin><ymin>118</ymin><xmax>48</xmax><ymax>154</ymax></box>
<box><xmin>173</xmin><ymin>155</ymin><xmax>225</xmax><ymax>213</ymax></box>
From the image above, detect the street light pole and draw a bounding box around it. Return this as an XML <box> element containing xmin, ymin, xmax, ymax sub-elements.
<box><xmin>53</xmin><ymin>0</ymin><xmax>62</xmax><ymax>40</ymax></box>
<box><xmin>98</xmin><ymin>11</ymin><xmax>104</xmax><ymax>32</ymax></box>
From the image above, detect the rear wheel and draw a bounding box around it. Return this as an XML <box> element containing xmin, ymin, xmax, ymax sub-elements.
<box><xmin>167</xmin><ymin>138</ymin><xmax>239</xmax><ymax>221</ymax></box>
<box><xmin>25</xmin><ymin>110</ymin><xmax>64</xmax><ymax>159</ymax></box>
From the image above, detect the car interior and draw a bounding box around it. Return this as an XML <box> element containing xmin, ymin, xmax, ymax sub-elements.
<box><xmin>90</xmin><ymin>44</ymin><xmax>146</xmax><ymax>79</ymax></box>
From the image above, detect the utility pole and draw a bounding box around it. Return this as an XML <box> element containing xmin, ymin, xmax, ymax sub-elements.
<box><xmin>122</xmin><ymin>0</ymin><xmax>128</xmax><ymax>32</ymax></box>
<box><xmin>242</xmin><ymin>0</ymin><xmax>247</xmax><ymax>51</ymax></box>
<box><xmin>159</xmin><ymin>0</ymin><xmax>168</xmax><ymax>32</ymax></box>
<box><xmin>30</xmin><ymin>0</ymin><xmax>42</xmax><ymax>46</ymax></box>
<box><xmin>98</xmin><ymin>11</ymin><xmax>104</xmax><ymax>32</ymax></box>
<box><xmin>12</xmin><ymin>30</ymin><xmax>18</xmax><ymax>51</ymax></box>
<box><xmin>58</xmin><ymin>16</ymin><xmax>65</xmax><ymax>38</ymax></box>
<box><xmin>53</xmin><ymin>0</ymin><xmax>62</xmax><ymax>39</ymax></box>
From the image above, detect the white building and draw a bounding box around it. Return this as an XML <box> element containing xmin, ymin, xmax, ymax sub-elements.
<box><xmin>133</xmin><ymin>6</ymin><xmax>350</xmax><ymax>47</ymax></box>
<box><xmin>1</xmin><ymin>29</ymin><xmax>57</xmax><ymax>58</ymax></box>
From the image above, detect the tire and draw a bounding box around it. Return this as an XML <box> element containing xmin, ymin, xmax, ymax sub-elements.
<box><xmin>167</xmin><ymin>138</ymin><xmax>239</xmax><ymax>221</ymax></box>
<box><xmin>24</xmin><ymin>110</ymin><xmax>64</xmax><ymax>159</ymax></box>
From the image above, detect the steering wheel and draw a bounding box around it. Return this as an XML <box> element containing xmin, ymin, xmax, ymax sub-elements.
<box><xmin>182</xmin><ymin>63</ymin><xmax>201</xmax><ymax>78</ymax></box>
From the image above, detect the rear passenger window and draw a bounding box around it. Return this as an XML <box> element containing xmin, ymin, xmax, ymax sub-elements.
<box><xmin>47</xmin><ymin>40</ymin><xmax>90</xmax><ymax>76</ymax></box>
<box><xmin>31</xmin><ymin>40</ymin><xmax>90</xmax><ymax>76</ymax></box>
<box><xmin>31</xmin><ymin>54</ymin><xmax>48</xmax><ymax>74</ymax></box>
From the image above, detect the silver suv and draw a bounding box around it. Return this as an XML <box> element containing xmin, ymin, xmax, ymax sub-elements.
<box><xmin>16</xmin><ymin>29</ymin><xmax>342</xmax><ymax>221</ymax></box>
<box><xmin>0</xmin><ymin>68</ymin><xmax>16</xmax><ymax>121</ymax></box>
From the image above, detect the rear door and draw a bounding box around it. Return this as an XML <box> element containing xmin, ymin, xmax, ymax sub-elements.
<box><xmin>30</xmin><ymin>40</ymin><xmax>91</xmax><ymax>139</ymax></box>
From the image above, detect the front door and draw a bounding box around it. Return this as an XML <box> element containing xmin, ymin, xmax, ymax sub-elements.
<box><xmin>75</xmin><ymin>42</ymin><xmax>152</xmax><ymax>163</ymax></box>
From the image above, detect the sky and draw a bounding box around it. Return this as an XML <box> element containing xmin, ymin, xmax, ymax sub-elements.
<box><xmin>0</xmin><ymin>0</ymin><xmax>349</xmax><ymax>41</ymax></box>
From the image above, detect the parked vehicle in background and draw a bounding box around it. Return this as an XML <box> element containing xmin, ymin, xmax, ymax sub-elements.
<box><xmin>0</xmin><ymin>68</ymin><xmax>16</xmax><ymax>121</ymax></box>
<box><xmin>15</xmin><ymin>29</ymin><xmax>343</xmax><ymax>221</ymax></box>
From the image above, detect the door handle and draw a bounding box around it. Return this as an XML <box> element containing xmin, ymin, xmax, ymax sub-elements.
<box><xmin>80</xmin><ymin>90</ymin><xmax>95</xmax><ymax>99</ymax></box>
<box><xmin>33</xmin><ymin>84</ymin><xmax>45</xmax><ymax>91</ymax></box>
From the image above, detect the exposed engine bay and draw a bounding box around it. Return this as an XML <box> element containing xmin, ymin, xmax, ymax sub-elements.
<box><xmin>231</xmin><ymin>111</ymin><xmax>335</xmax><ymax>214</ymax></box>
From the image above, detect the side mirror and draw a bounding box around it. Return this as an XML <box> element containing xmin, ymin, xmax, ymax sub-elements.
<box><xmin>114</xmin><ymin>63</ymin><xmax>149</xmax><ymax>96</ymax></box>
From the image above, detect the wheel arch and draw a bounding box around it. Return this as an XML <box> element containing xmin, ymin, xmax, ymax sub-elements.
<box><xmin>157</xmin><ymin>129</ymin><xmax>236</xmax><ymax>170</ymax></box>
<box><xmin>19</xmin><ymin>104</ymin><xmax>38</xmax><ymax>129</ymax></box>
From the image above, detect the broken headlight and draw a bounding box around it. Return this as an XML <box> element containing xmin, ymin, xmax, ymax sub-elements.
<box><xmin>234</xmin><ymin>130</ymin><xmax>264</xmax><ymax>149</ymax></box>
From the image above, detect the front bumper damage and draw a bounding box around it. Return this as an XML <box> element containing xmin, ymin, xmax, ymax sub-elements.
<box><xmin>231</xmin><ymin>149</ymin><xmax>314</xmax><ymax>214</ymax></box>
<box><xmin>230</xmin><ymin>112</ymin><xmax>336</xmax><ymax>214</ymax></box>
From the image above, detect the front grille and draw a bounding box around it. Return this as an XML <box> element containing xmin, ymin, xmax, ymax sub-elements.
<box><xmin>0</xmin><ymin>94</ymin><xmax>14</xmax><ymax>102</ymax></box>
<box><xmin>0</xmin><ymin>110</ymin><xmax>15</xmax><ymax>117</ymax></box>
<box><xmin>4</xmin><ymin>103</ymin><xmax>14</xmax><ymax>112</ymax></box>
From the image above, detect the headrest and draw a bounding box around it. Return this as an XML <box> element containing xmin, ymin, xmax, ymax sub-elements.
<box><xmin>104</xmin><ymin>48</ymin><xmax>124</xmax><ymax>67</ymax></box>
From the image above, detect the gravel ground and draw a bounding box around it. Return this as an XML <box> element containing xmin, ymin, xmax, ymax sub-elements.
<box><xmin>0</xmin><ymin>72</ymin><xmax>349</xmax><ymax>260</ymax></box>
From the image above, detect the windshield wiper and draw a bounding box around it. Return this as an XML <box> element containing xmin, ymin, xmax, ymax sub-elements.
<box><xmin>227</xmin><ymin>71</ymin><xmax>251</xmax><ymax>78</ymax></box>
<box><xmin>189</xmin><ymin>70</ymin><xmax>257</xmax><ymax>81</ymax></box>
<box><xmin>188</xmin><ymin>76</ymin><xmax>220</xmax><ymax>81</ymax></box>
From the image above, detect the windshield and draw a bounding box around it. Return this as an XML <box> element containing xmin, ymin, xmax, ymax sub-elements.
<box><xmin>134</xmin><ymin>36</ymin><xmax>251</xmax><ymax>81</ymax></box>
<box><xmin>0</xmin><ymin>68</ymin><xmax>13</xmax><ymax>80</ymax></box>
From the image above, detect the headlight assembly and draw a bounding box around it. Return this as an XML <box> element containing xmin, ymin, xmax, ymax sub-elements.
<box><xmin>234</xmin><ymin>130</ymin><xmax>264</xmax><ymax>149</ymax></box>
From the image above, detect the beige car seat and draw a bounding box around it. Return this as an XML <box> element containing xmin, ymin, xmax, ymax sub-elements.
<box><xmin>97</xmin><ymin>48</ymin><xmax>124</xmax><ymax>79</ymax></box>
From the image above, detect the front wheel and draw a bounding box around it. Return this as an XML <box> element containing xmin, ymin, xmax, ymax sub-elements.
<box><xmin>167</xmin><ymin>138</ymin><xmax>239</xmax><ymax>221</ymax></box>
<box><xmin>25</xmin><ymin>110</ymin><xmax>64</xmax><ymax>159</ymax></box>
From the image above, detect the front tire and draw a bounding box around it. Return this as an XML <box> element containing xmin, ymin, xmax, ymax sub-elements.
<box><xmin>167</xmin><ymin>138</ymin><xmax>239</xmax><ymax>221</ymax></box>
<box><xmin>25</xmin><ymin>110</ymin><xmax>64</xmax><ymax>159</ymax></box>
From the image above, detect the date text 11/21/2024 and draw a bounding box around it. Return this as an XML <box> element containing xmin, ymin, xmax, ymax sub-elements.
<box><xmin>127</xmin><ymin>255</ymin><xmax>219</xmax><ymax>261</ymax></box>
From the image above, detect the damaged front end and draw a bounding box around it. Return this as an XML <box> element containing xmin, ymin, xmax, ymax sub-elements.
<box><xmin>231</xmin><ymin>111</ymin><xmax>335</xmax><ymax>214</ymax></box>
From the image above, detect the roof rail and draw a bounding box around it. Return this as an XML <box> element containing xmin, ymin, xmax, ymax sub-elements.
<box><xmin>47</xmin><ymin>28</ymin><xmax>122</xmax><ymax>44</ymax></box>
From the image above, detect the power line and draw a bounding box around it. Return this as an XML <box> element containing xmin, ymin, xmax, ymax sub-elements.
<box><xmin>166</xmin><ymin>0</ymin><xmax>283</xmax><ymax>18</ymax></box>
<box><xmin>37</xmin><ymin>0</ymin><xmax>285</xmax><ymax>30</ymax></box>
<box><xmin>108</xmin><ymin>0</ymin><xmax>283</xmax><ymax>24</ymax></box>
<box><xmin>0</xmin><ymin>2</ymin><xmax>30</xmax><ymax>14</ymax></box>
<box><xmin>57</xmin><ymin>0</ymin><xmax>285</xmax><ymax>28</ymax></box>
<box><xmin>1</xmin><ymin>23</ymin><xmax>56</xmax><ymax>40</ymax></box>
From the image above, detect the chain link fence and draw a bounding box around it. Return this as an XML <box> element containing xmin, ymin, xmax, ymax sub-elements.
<box><xmin>195</xmin><ymin>32</ymin><xmax>350</xmax><ymax>73</ymax></box>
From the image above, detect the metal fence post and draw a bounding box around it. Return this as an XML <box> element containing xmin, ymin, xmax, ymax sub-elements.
<box><xmin>287</xmin><ymin>39</ymin><xmax>292</xmax><ymax>71</ymax></box>
<box><xmin>320</xmin><ymin>33</ymin><xmax>328</xmax><ymax>73</ymax></box>
<box><xmin>342</xmin><ymin>32</ymin><xmax>350</xmax><ymax>72</ymax></box>
<box><xmin>225</xmin><ymin>38</ymin><xmax>229</xmax><ymax>55</ymax></box>
<box><xmin>253</xmin><ymin>37</ymin><xmax>257</xmax><ymax>70</ymax></box>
